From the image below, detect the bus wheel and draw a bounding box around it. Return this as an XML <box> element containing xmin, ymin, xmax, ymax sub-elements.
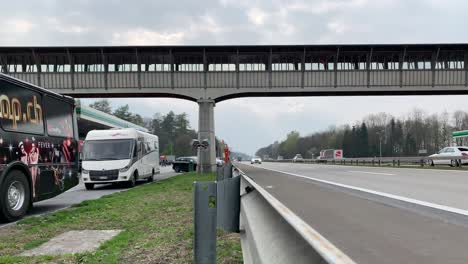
<box><xmin>0</xmin><ymin>170</ymin><xmax>31</xmax><ymax>222</ymax></box>
<box><xmin>85</xmin><ymin>183</ymin><xmax>94</xmax><ymax>190</ymax></box>
<box><xmin>147</xmin><ymin>170</ymin><xmax>154</xmax><ymax>183</ymax></box>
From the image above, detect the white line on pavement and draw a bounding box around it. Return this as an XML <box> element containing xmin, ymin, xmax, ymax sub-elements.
<box><xmin>348</xmin><ymin>170</ymin><xmax>395</xmax><ymax>176</ymax></box>
<box><xmin>244</xmin><ymin>164</ymin><xmax>468</xmax><ymax>217</ymax></box>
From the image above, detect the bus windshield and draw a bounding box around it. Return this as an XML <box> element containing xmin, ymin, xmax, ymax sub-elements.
<box><xmin>83</xmin><ymin>139</ymin><xmax>134</xmax><ymax>161</ymax></box>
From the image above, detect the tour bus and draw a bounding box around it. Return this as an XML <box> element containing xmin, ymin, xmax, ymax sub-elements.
<box><xmin>0</xmin><ymin>74</ymin><xmax>79</xmax><ymax>222</ymax></box>
<box><xmin>81</xmin><ymin>128</ymin><xmax>159</xmax><ymax>190</ymax></box>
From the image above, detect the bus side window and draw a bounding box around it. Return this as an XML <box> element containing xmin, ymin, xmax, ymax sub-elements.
<box><xmin>0</xmin><ymin>80</ymin><xmax>44</xmax><ymax>134</ymax></box>
<box><xmin>45</xmin><ymin>96</ymin><xmax>74</xmax><ymax>138</ymax></box>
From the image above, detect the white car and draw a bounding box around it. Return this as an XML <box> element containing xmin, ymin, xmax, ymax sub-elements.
<box><xmin>216</xmin><ymin>158</ymin><xmax>224</xmax><ymax>167</ymax></box>
<box><xmin>251</xmin><ymin>157</ymin><xmax>262</xmax><ymax>164</ymax></box>
<box><xmin>428</xmin><ymin>146</ymin><xmax>468</xmax><ymax>167</ymax></box>
<box><xmin>292</xmin><ymin>154</ymin><xmax>304</xmax><ymax>163</ymax></box>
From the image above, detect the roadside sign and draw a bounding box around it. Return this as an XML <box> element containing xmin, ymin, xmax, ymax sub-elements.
<box><xmin>418</xmin><ymin>149</ymin><xmax>427</xmax><ymax>154</ymax></box>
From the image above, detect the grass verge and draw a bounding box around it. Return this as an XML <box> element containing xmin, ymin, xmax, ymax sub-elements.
<box><xmin>0</xmin><ymin>172</ymin><xmax>242</xmax><ymax>264</ymax></box>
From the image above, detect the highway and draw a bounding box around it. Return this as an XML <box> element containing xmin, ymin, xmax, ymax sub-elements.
<box><xmin>236</xmin><ymin>162</ymin><xmax>468</xmax><ymax>264</ymax></box>
<box><xmin>0</xmin><ymin>166</ymin><xmax>178</xmax><ymax>228</ymax></box>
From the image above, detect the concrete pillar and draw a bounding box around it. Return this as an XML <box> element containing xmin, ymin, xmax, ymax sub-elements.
<box><xmin>198</xmin><ymin>99</ymin><xmax>216</xmax><ymax>173</ymax></box>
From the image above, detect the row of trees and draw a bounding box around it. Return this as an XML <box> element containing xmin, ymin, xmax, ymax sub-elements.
<box><xmin>89</xmin><ymin>100</ymin><xmax>197</xmax><ymax>157</ymax></box>
<box><xmin>89</xmin><ymin>99</ymin><xmax>239</xmax><ymax>158</ymax></box>
<box><xmin>150</xmin><ymin>112</ymin><xmax>198</xmax><ymax>157</ymax></box>
<box><xmin>89</xmin><ymin>100</ymin><xmax>145</xmax><ymax>126</ymax></box>
<box><xmin>256</xmin><ymin>109</ymin><xmax>468</xmax><ymax>159</ymax></box>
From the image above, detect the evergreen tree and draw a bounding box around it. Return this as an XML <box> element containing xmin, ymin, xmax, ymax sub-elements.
<box><xmin>359</xmin><ymin>122</ymin><xmax>369</xmax><ymax>157</ymax></box>
<box><xmin>90</xmin><ymin>99</ymin><xmax>112</xmax><ymax>114</ymax></box>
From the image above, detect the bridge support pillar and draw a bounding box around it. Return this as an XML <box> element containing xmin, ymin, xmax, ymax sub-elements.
<box><xmin>198</xmin><ymin>99</ymin><xmax>216</xmax><ymax>173</ymax></box>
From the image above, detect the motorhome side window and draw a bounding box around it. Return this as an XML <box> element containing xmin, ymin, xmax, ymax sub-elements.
<box><xmin>146</xmin><ymin>142</ymin><xmax>151</xmax><ymax>153</ymax></box>
<box><xmin>0</xmin><ymin>80</ymin><xmax>44</xmax><ymax>134</ymax></box>
<box><xmin>45</xmin><ymin>96</ymin><xmax>74</xmax><ymax>138</ymax></box>
<box><xmin>137</xmin><ymin>140</ymin><xmax>142</xmax><ymax>154</ymax></box>
<box><xmin>133</xmin><ymin>141</ymin><xmax>138</xmax><ymax>157</ymax></box>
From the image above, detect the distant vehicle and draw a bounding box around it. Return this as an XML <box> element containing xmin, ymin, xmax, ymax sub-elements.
<box><xmin>216</xmin><ymin>157</ymin><xmax>224</xmax><ymax>167</ymax></box>
<box><xmin>0</xmin><ymin>74</ymin><xmax>79</xmax><ymax>222</ymax></box>
<box><xmin>237</xmin><ymin>157</ymin><xmax>242</xmax><ymax>162</ymax></box>
<box><xmin>318</xmin><ymin>149</ymin><xmax>344</xmax><ymax>162</ymax></box>
<box><xmin>428</xmin><ymin>146</ymin><xmax>468</xmax><ymax>167</ymax></box>
<box><xmin>277</xmin><ymin>155</ymin><xmax>284</xmax><ymax>160</ymax></box>
<box><xmin>292</xmin><ymin>154</ymin><xmax>304</xmax><ymax>162</ymax></box>
<box><xmin>251</xmin><ymin>157</ymin><xmax>262</xmax><ymax>164</ymax></box>
<box><xmin>172</xmin><ymin>156</ymin><xmax>198</xmax><ymax>172</ymax></box>
<box><xmin>81</xmin><ymin>128</ymin><xmax>159</xmax><ymax>190</ymax></box>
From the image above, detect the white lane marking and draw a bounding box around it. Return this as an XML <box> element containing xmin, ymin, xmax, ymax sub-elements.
<box><xmin>244</xmin><ymin>164</ymin><xmax>468</xmax><ymax>217</ymax></box>
<box><xmin>348</xmin><ymin>170</ymin><xmax>395</xmax><ymax>176</ymax></box>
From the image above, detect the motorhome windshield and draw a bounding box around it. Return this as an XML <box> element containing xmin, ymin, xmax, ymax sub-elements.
<box><xmin>83</xmin><ymin>139</ymin><xmax>134</xmax><ymax>161</ymax></box>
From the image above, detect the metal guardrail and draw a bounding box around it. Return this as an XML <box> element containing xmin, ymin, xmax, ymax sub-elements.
<box><xmin>236</xmin><ymin>166</ymin><xmax>356</xmax><ymax>264</ymax></box>
<box><xmin>268</xmin><ymin>155</ymin><xmax>468</xmax><ymax>167</ymax></box>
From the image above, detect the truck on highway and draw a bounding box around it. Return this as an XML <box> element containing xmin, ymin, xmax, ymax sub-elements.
<box><xmin>81</xmin><ymin>128</ymin><xmax>159</xmax><ymax>190</ymax></box>
<box><xmin>0</xmin><ymin>74</ymin><xmax>79</xmax><ymax>222</ymax></box>
<box><xmin>317</xmin><ymin>149</ymin><xmax>343</xmax><ymax>162</ymax></box>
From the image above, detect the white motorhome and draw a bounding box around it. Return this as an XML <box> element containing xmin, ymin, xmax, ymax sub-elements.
<box><xmin>81</xmin><ymin>128</ymin><xmax>159</xmax><ymax>190</ymax></box>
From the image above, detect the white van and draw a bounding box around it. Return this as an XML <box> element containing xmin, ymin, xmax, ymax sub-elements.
<box><xmin>81</xmin><ymin>128</ymin><xmax>159</xmax><ymax>190</ymax></box>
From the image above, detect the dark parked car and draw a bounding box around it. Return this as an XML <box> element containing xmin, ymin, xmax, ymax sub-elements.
<box><xmin>172</xmin><ymin>156</ymin><xmax>198</xmax><ymax>172</ymax></box>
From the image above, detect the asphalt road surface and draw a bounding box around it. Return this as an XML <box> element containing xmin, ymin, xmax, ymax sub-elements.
<box><xmin>246</xmin><ymin>162</ymin><xmax>468</xmax><ymax>211</ymax></box>
<box><xmin>1</xmin><ymin>166</ymin><xmax>178</xmax><ymax>228</ymax></box>
<box><xmin>236</xmin><ymin>162</ymin><xmax>468</xmax><ymax>264</ymax></box>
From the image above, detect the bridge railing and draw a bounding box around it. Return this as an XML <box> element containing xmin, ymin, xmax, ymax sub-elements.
<box><xmin>236</xmin><ymin>165</ymin><xmax>356</xmax><ymax>264</ymax></box>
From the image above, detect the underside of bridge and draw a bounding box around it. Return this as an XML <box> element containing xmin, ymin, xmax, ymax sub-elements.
<box><xmin>1</xmin><ymin>43</ymin><xmax>468</xmax><ymax>171</ymax></box>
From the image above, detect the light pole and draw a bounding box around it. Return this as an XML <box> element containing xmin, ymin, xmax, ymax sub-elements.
<box><xmin>379</xmin><ymin>136</ymin><xmax>382</xmax><ymax>159</ymax></box>
<box><xmin>377</xmin><ymin>131</ymin><xmax>383</xmax><ymax>159</ymax></box>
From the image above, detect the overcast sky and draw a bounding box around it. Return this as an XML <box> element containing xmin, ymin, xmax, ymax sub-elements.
<box><xmin>2</xmin><ymin>0</ymin><xmax>468</xmax><ymax>155</ymax></box>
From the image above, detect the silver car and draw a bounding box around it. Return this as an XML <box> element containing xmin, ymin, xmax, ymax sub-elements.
<box><xmin>251</xmin><ymin>157</ymin><xmax>262</xmax><ymax>164</ymax></box>
<box><xmin>428</xmin><ymin>146</ymin><xmax>468</xmax><ymax>167</ymax></box>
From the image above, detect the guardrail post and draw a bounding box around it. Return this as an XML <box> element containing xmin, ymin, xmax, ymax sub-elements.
<box><xmin>392</xmin><ymin>160</ymin><xmax>395</xmax><ymax>167</ymax></box>
<box><xmin>459</xmin><ymin>160</ymin><xmax>463</xmax><ymax>168</ymax></box>
<box><xmin>194</xmin><ymin>181</ymin><xmax>217</xmax><ymax>264</ymax></box>
<box><xmin>378</xmin><ymin>159</ymin><xmax>381</xmax><ymax>166</ymax></box>
<box><xmin>420</xmin><ymin>159</ymin><xmax>424</xmax><ymax>167</ymax></box>
<box><xmin>398</xmin><ymin>159</ymin><xmax>400</xmax><ymax>166</ymax></box>
<box><xmin>217</xmin><ymin>176</ymin><xmax>240</xmax><ymax>232</ymax></box>
<box><xmin>350</xmin><ymin>160</ymin><xmax>353</xmax><ymax>165</ymax></box>
<box><xmin>216</xmin><ymin>166</ymin><xmax>224</xmax><ymax>181</ymax></box>
<box><xmin>223</xmin><ymin>163</ymin><xmax>233</xmax><ymax>180</ymax></box>
<box><xmin>372</xmin><ymin>159</ymin><xmax>375</xmax><ymax>166</ymax></box>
